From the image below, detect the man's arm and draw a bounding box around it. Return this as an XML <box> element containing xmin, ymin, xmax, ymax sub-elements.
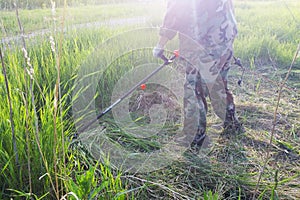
<box><xmin>153</xmin><ymin>0</ymin><xmax>182</xmax><ymax>57</ymax></box>
<box><xmin>159</xmin><ymin>0</ymin><xmax>182</xmax><ymax>41</ymax></box>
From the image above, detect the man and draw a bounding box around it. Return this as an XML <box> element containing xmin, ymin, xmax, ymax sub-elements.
<box><xmin>153</xmin><ymin>0</ymin><xmax>243</xmax><ymax>152</ymax></box>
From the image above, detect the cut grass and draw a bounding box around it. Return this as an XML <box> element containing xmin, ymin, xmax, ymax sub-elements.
<box><xmin>75</xmin><ymin>46</ymin><xmax>299</xmax><ymax>199</ymax></box>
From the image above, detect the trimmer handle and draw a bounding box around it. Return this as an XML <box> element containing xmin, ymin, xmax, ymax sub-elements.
<box><xmin>160</xmin><ymin>50</ymin><xmax>180</xmax><ymax>64</ymax></box>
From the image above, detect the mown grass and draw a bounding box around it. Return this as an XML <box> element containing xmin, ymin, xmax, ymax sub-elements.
<box><xmin>0</xmin><ymin>0</ymin><xmax>300</xmax><ymax>199</ymax></box>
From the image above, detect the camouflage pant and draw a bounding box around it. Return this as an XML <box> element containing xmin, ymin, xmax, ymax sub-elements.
<box><xmin>180</xmin><ymin>40</ymin><xmax>236</xmax><ymax>139</ymax></box>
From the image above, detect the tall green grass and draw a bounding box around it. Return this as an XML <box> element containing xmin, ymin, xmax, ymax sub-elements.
<box><xmin>0</xmin><ymin>25</ymin><xmax>124</xmax><ymax>198</ymax></box>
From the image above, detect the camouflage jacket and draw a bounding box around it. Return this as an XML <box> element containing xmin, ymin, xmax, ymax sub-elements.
<box><xmin>159</xmin><ymin>0</ymin><xmax>238</xmax><ymax>47</ymax></box>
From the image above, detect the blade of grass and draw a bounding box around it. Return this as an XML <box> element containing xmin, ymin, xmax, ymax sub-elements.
<box><xmin>50</xmin><ymin>0</ymin><xmax>60</xmax><ymax>196</ymax></box>
<box><xmin>0</xmin><ymin>46</ymin><xmax>18</xmax><ymax>167</ymax></box>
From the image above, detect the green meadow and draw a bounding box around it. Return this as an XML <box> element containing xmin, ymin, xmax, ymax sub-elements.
<box><xmin>0</xmin><ymin>0</ymin><xmax>299</xmax><ymax>199</ymax></box>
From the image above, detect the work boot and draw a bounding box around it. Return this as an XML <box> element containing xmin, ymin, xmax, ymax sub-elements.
<box><xmin>223</xmin><ymin>107</ymin><xmax>244</xmax><ymax>134</ymax></box>
<box><xmin>190</xmin><ymin>131</ymin><xmax>206</xmax><ymax>154</ymax></box>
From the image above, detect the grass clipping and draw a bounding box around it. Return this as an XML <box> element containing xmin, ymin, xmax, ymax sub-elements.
<box><xmin>74</xmin><ymin>73</ymin><xmax>300</xmax><ymax>199</ymax></box>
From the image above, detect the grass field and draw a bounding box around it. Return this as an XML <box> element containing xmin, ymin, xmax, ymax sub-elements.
<box><xmin>0</xmin><ymin>0</ymin><xmax>299</xmax><ymax>199</ymax></box>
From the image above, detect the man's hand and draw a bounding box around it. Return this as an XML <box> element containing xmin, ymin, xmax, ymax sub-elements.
<box><xmin>152</xmin><ymin>45</ymin><xmax>164</xmax><ymax>58</ymax></box>
<box><xmin>153</xmin><ymin>36</ymin><xmax>169</xmax><ymax>58</ymax></box>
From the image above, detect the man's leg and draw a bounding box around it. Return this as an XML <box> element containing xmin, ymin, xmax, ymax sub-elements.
<box><xmin>220</xmin><ymin>67</ymin><xmax>243</xmax><ymax>133</ymax></box>
<box><xmin>183</xmin><ymin>65</ymin><xmax>207</xmax><ymax>151</ymax></box>
<box><xmin>190</xmin><ymin>72</ymin><xmax>208</xmax><ymax>151</ymax></box>
<box><xmin>210</xmin><ymin>53</ymin><xmax>243</xmax><ymax>133</ymax></box>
